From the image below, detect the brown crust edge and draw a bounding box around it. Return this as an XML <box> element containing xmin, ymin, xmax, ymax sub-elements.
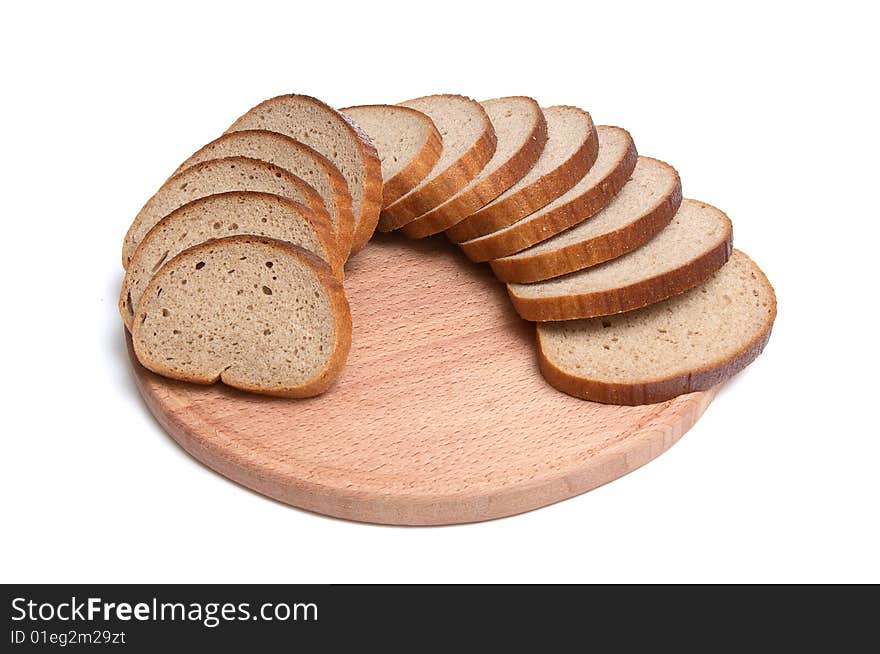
<box><xmin>119</xmin><ymin>191</ymin><xmax>342</xmax><ymax>330</ymax></box>
<box><xmin>507</xmin><ymin>200</ymin><xmax>734</xmax><ymax>321</ymax></box>
<box><xmin>446</xmin><ymin>106</ymin><xmax>599</xmax><ymax>243</ymax></box>
<box><xmin>225</xmin><ymin>94</ymin><xmax>381</xmax><ymax>260</ymax></box>
<box><xmin>401</xmin><ymin>97</ymin><xmax>549</xmax><ymax>239</ymax></box>
<box><xmin>122</xmin><ymin>156</ymin><xmax>335</xmax><ymax>269</ymax></box>
<box><xmin>132</xmin><ymin>235</ymin><xmax>352</xmax><ymax>398</ymax></box>
<box><xmin>535</xmin><ymin>250</ymin><xmax>777</xmax><ymax>405</ymax></box>
<box><xmin>173</xmin><ymin>130</ymin><xmax>356</xmax><ymax>262</ymax></box>
<box><xmin>490</xmin><ymin>158</ymin><xmax>682</xmax><ymax>283</ymax></box>
<box><xmin>459</xmin><ymin>127</ymin><xmax>638</xmax><ymax>262</ymax></box>
<box><xmin>342</xmin><ymin>105</ymin><xmax>445</xmax><ymax>209</ymax></box>
<box><xmin>377</xmin><ymin>95</ymin><xmax>498</xmax><ymax>232</ymax></box>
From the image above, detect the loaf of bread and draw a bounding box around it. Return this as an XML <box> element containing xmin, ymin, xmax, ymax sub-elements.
<box><xmin>174</xmin><ymin>130</ymin><xmax>355</xmax><ymax>259</ymax></box>
<box><xmin>491</xmin><ymin>157</ymin><xmax>682</xmax><ymax>283</ymax></box>
<box><xmin>507</xmin><ymin>198</ymin><xmax>733</xmax><ymax>321</ymax></box>
<box><xmin>401</xmin><ymin>96</ymin><xmax>548</xmax><ymax>238</ymax></box>
<box><xmin>132</xmin><ymin>236</ymin><xmax>351</xmax><ymax>398</ymax></box>
<box><xmin>226</xmin><ymin>94</ymin><xmax>382</xmax><ymax>255</ymax></box>
<box><xmin>536</xmin><ymin>250</ymin><xmax>775</xmax><ymax>404</ymax></box>
<box><xmin>120</xmin><ymin>191</ymin><xmax>340</xmax><ymax>330</ymax></box>
<box><xmin>340</xmin><ymin>104</ymin><xmax>443</xmax><ymax>209</ymax></box>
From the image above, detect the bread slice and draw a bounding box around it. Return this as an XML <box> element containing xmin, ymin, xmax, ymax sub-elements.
<box><xmin>340</xmin><ymin>104</ymin><xmax>442</xmax><ymax>208</ymax></box>
<box><xmin>401</xmin><ymin>97</ymin><xmax>548</xmax><ymax>238</ymax></box>
<box><xmin>491</xmin><ymin>157</ymin><xmax>682</xmax><ymax>283</ymax></box>
<box><xmin>446</xmin><ymin>106</ymin><xmax>599</xmax><ymax>243</ymax></box>
<box><xmin>132</xmin><ymin>236</ymin><xmax>352</xmax><ymax>398</ymax></box>
<box><xmin>226</xmin><ymin>94</ymin><xmax>382</xmax><ymax>256</ymax></box>
<box><xmin>459</xmin><ymin>126</ymin><xmax>638</xmax><ymax>262</ymax></box>
<box><xmin>507</xmin><ymin>198</ymin><xmax>733</xmax><ymax>321</ymax></box>
<box><xmin>120</xmin><ymin>191</ymin><xmax>340</xmax><ymax>330</ymax></box>
<box><xmin>122</xmin><ymin>156</ymin><xmax>331</xmax><ymax>268</ymax></box>
<box><xmin>536</xmin><ymin>250</ymin><xmax>776</xmax><ymax>405</ymax></box>
<box><xmin>377</xmin><ymin>95</ymin><xmax>497</xmax><ymax>231</ymax></box>
<box><xmin>174</xmin><ymin>130</ymin><xmax>355</xmax><ymax>259</ymax></box>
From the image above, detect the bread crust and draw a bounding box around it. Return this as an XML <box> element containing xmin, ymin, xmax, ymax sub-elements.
<box><xmin>459</xmin><ymin>128</ymin><xmax>638</xmax><ymax>262</ymax></box>
<box><xmin>401</xmin><ymin>97</ymin><xmax>548</xmax><ymax>239</ymax></box>
<box><xmin>173</xmin><ymin>130</ymin><xmax>356</xmax><ymax>260</ymax></box>
<box><xmin>122</xmin><ymin>156</ymin><xmax>333</xmax><ymax>268</ymax></box>
<box><xmin>377</xmin><ymin>94</ymin><xmax>497</xmax><ymax>232</ymax></box>
<box><xmin>491</xmin><ymin>158</ymin><xmax>682</xmax><ymax>283</ymax></box>
<box><xmin>446</xmin><ymin>106</ymin><xmax>599</xmax><ymax>243</ymax></box>
<box><xmin>536</xmin><ymin>250</ymin><xmax>776</xmax><ymax>405</ymax></box>
<box><xmin>226</xmin><ymin>94</ymin><xmax>382</xmax><ymax>259</ymax></box>
<box><xmin>132</xmin><ymin>236</ymin><xmax>352</xmax><ymax>398</ymax></box>
<box><xmin>119</xmin><ymin>191</ymin><xmax>342</xmax><ymax>331</ymax></box>
<box><xmin>508</xmin><ymin>204</ymin><xmax>734</xmax><ymax>321</ymax></box>
<box><xmin>342</xmin><ymin>105</ymin><xmax>444</xmax><ymax>209</ymax></box>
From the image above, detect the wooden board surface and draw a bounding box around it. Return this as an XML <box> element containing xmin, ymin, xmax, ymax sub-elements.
<box><xmin>128</xmin><ymin>232</ymin><xmax>718</xmax><ymax>525</ymax></box>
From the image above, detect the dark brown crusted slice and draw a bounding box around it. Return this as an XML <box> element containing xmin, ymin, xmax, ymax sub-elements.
<box><xmin>401</xmin><ymin>96</ymin><xmax>548</xmax><ymax>238</ymax></box>
<box><xmin>507</xmin><ymin>199</ymin><xmax>734</xmax><ymax>321</ymax></box>
<box><xmin>458</xmin><ymin>126</ymin><xmax>638</xmax><ymax>262</ymax></box>
<box><xmin>226</xmin><ymin>94</ymin><xmax>382</xmax><ymax>256</ymax></box>
<box><xmin>446</xmin><ymin>105</ymin><xmax>599</xmax><ymax>243</ymax></box>
<box><xmin>132</xmin><ymin>236</ymin><xmax>352</xmax><ymax>398</ymax></box>
<box><xmin>536</xmin><ymin>250</ymin><xmax>776</xmax><ymax>405</ymax></box>
<box><xmin>174</xmin><ymin>130</ymin><xmax>355</xmax><ymax>259</ymax></box>
<box><xmin>490</xmin><ymin>156</ymin><xmax>681</xmax><ymax>283</ymax></box>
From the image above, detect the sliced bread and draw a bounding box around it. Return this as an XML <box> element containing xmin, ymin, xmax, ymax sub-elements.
<box><xmin>491</xmin><ymin>157</ymin><xmax>682</xmax><ymax>283</ymax></box>
<box><xmin>459</xmin><ymin>126</ymin><xmax>638</xmax><ymax>262</ymax></box>
<box><xmin>446</xmin><ymin>106</ymin><xmax>599</xmax><ymax>243</ymax></box>
<box><xmin>226</xmin><ymin>94</ymin><xmax>382</xmax><ymax>256</ymax></box>
<box><xmin>536</xmin><ymin>250</ymin><xmax>776</xmax><ymax>405</ymax></box>
<box><xmin>174</xmin><ymin>130</ymin><xmax>355</xmax><ymax>259</ymax></box>
<box><xmin>132</xmin><ymin>236</ymin><xmax>352</xmax><ymax>398</ymax></box>
<box><xmin>401</xmin><ymin>96</ymin><xmax>548</xmax><ymax>238</ymax></box>
<box><xmin>340</xmin><ymin>104</ymin><xmax>442</xmax><ymax>208</ymax></box>
<box><xmin>120</xmin><ymin>191</ymin><xmax>340</xmax><ymax>330</ymax></box>
<box><xmin>507</xmin><ymin>198</ymin><xmax>733</xmax><ymax>321</ymax></box>
<box><xmin>122</xmin><ymin>156</ymin><xmax>331</xmax><ymax>268</ymax></box>
<box><xmin>377</xmin><ymin>95</ymin><xmax>497</xmax><ymax>231</ymax></box>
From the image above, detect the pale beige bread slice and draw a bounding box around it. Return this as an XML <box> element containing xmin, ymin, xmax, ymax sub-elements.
<box><xmin>173</xmin><ymin>130</ymin><xmax>355</xmax><ymax>259</ymax></box>
<box><xmin>459</xmin><ymin>126</ymin><xmax>638</xmax><ymax>262</ymax></box>
<box><xmin>401</xmin><ymin>97</ymin><xmax>548</xmax><ymax>239</ymax></box>
<box><xmin>132</xmin><ymin>236</ymin><xmax>352</xmax><ymax>398</ymax></box>
<box><xmin>340</xmin><ymin>104</ymin><xmax>442</xmax><ymax>208</ymax></box>
<box><xmin>491</xmin><ymin>157</ymin><xmax>682</xmax><ymax>283</ymax></box>
<box><xmin>226</xmin><ymin>94</ymin><xmax>382</xmax><ymax>256</ymax></box>
<box><xmin>122</xmin><ymin>156</ymin><xmax>330</xmax><ymax>268</ymax></box>
<box><xmin>507</xmin><ymin>198</ymin><xmax>733</xmax><ymax>321</ymax></box>
<box><xmin>377</xmin><ymin>95</ymin><xmax>497</xmax><ymax>232</ymax></box>
<box><xmin>536</xmin><ymin>250</ymin><xmax>776</xmax><ymax>405</ymax></box>
<box><xmin>446</xmin><ymin>106</ymin><xmax>599</xmax><ymax>243</ymax></box>
<box><xmin>119</xmin><ymin>191</ymin><xmax>341</xmax><ymax>330</ymax></box>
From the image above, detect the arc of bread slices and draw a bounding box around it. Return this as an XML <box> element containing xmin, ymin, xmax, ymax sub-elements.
<box><xmin>491</xmin><ymin>157</ymin><xmax>682</xmax><ymax>283</ymax></box>
<box><xmin>341</xmin><ymin>104</ymin><xmax>443</xmax><ymax>209</ymax></box>
<box><xmin>446</xmin><ymin>105</ymin><xmax>599</xmax><ymax>243</ymax></box>
<box><xmin>459</xmin><ymin>126</ymin><xmax>638</xmax><ymax>262</ymax></box>
<box><xmin>377</xmin><ymin>94</ymin><xmax>498</xmax><ymax>232</ymax></box>
<box><xmin>120</xmin><ymin>191</ymin><xmax>341</xmax><ymax>330</ymax></box>
<box><xmin>121</xmin><ymin>156</ymin><xmax>332</xmax><ymax>268</ymax></box>
<box><xmin>401</xmin><ymin>96</ymin><xmax>548</xmax><ymax>239</ymax></box>
<box><xmin>507</xmin><ymin>198</ymin><xmax>734</xmax><ymax>321</ymax></box>
<box><xmin>132</xmin><ymin>236</ymin><xmax>352</xmax><ymax>398</ymax></box>
<box><xmin>226</xmin><ymin>94</ymin><xmax>382</xmax><ymax>256</ymax></box>
<box><xmin>536</xmin><ymin>250</ymin><xmax>776</xmax><ymax>405</ymax></box>
<box><xmin>174</xmin><ymin>130</ymin><xmax>355</xmax><ymax>260</ymax></box>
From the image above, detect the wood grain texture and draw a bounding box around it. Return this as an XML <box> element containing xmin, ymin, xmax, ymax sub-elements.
<box><xmin>128</xmin><ymin>232</ymin><xmax>718</xmax><ymax>525</ymax></box>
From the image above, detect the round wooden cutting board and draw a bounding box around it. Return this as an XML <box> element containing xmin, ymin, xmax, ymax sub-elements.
<box><xmin>128</xmin><ymin>232</ymin><xmax>718</xmax><ymax>525</ymax></box>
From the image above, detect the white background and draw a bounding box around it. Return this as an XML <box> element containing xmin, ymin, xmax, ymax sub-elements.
<box><xmin>1</xmin><ymin>1</ymin><xmax>877</xmax><ymax>583</ymax></box>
